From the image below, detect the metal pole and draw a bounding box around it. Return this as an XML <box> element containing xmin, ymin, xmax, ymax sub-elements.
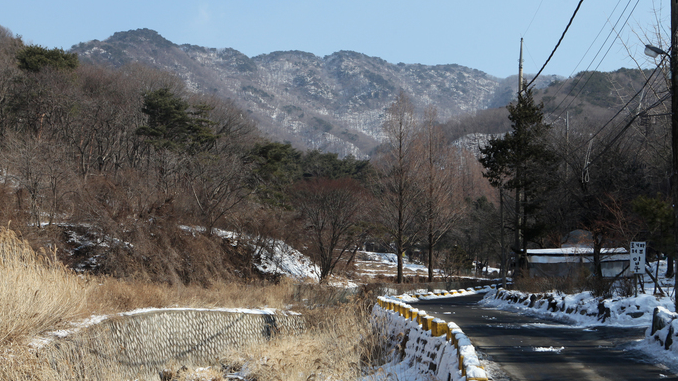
<box><xmin>672</xmin><ymin>0</ymin><xmax>678</xmax><ymax>311</ymax></box>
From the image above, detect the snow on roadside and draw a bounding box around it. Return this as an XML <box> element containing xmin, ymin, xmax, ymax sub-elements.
<box><xmin>392</xmin><ymin>285</ymin><xmax>494</xmax><ymax>303</ymax></box>
<box><xmin>480</xmin><ymin>277</ymin><xmax>678</xmax><ymax>372</ymax></box>
<box><xmin>368</xmin><ymin>287</ymin><xmax>495</xmax><ymax>380</ymax></box>
<box><xmin>367</xmin><ymin>304</ymin><xmax>465</xmax><ymax>381</ymax></box>
<box><xmin>635</xmin><ymin>306</ymin><xmax>678</xmax><ymax>373</ymax></box>
<box><xmin>481</xmin><ymin>287</ymin><xmax>674</xmax><ymax>327</ymax></box>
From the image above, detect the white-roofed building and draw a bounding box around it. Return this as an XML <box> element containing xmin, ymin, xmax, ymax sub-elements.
<box><xmin>525</xmin><ymin>230</ymin><xmax>630</xmax><ymax>278</ymax></box>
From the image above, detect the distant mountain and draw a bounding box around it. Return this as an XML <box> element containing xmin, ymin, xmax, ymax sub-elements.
<box><xmin>71</xmin><ymin>28</ymin><xmax>560</xmax><ymax>158</ymax></box>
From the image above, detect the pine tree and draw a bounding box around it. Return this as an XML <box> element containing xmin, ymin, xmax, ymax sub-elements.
<box><xmin>16</xmin><ymin>45</ymin><xmax>78</xmax><ymax>72</ymax></box>
<box><xmin>136</xmin><ymin>88</ymin><xmax>218</xmax><ymax>154</ymax></box>
<box><xmin>479</xmin><ymin>88</ymin><xmax>558</xmax><ymax>263</ymax></box>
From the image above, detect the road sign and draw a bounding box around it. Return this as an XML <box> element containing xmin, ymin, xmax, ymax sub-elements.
<box><xmin>629</xmin><ymin>241</ymin><xmax>646</xmax><ymax>274</ymax></box>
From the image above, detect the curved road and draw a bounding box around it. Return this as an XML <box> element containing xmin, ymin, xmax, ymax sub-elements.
<box><xmin>411</xmin><ymin>294</ymin><xmax>678</xmax><ymax>380</ymax></box>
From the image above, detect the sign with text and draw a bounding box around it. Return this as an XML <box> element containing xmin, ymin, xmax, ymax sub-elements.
<box><xmin>629</xmin><ymin>241</ymin><xmax>646</xmax><ymax>275</ymax></box>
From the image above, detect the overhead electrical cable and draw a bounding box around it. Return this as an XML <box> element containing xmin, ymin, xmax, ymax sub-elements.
<box><xmin>523</xmin><ymin>0</ymin><xmax>584</xmax><ymax>90</ymax></box>
<box><xmin>552</xmin><ymin>54</ymin><xmax>664</xmax><ymax>168</ymax></box>
<box><xmin>547</xmin><ymin>0</ymin><xmax>629</xmax><ymax>118</ymax></box>
<box><xmin>573</xmin><ymin>60</ymin><xmax>663</xmax><ymax>155</ymax></box>
<box><xmin>552</xmin><ymin>0</ymin><xmax>640</xmax><ymax>121</ymax></box>
<box><xmin>577</xmin><ymin>57</ymin><xmax>667</xmax><ymax>171</ymax></box>
<box><xmin>522</xmin><ymin>0</ymin><xmax>545</xmax><ymax>37</ymax></box>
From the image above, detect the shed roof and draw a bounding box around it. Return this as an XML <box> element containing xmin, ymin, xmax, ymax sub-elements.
<box><xmin>527</xmin><ymin>247</ymin><xmax>627</xmax><ymax>255</ymax></box>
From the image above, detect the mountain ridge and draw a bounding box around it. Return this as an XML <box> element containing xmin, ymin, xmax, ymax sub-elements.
<box><xmin>71</xmin><ymin>28</ymin><xmax>559</xmax><ymax>157</ymax></box>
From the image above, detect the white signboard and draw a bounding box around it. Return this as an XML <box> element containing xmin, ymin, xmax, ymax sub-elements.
<box><xmin>629</xmin><ymin>241</ymin><xmax>646</xmax><ymax>275</ymax></box>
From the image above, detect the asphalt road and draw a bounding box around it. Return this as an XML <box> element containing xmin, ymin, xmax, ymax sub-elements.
<box><xmin>411</xmin><ymin>293</ymin><xmax>678</xmax><ymax>381</ymax></box>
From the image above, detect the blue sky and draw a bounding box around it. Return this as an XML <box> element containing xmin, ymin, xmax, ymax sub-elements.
<box><xmin>1</xmin><ymin>1</ymin><xmax>668</xmax><ymax>78</ymax></box>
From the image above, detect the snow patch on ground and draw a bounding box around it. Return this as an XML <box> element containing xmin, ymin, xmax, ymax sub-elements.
<box><xmin>532</xmin><ymin>346</ymin><xmax>564</xmax><ymax>353</ymax></box>
<box><xmin>482</xmin><ymin>287</ymin><xmax>674</xmax><ymax>328</ymax></box>
<box><xmin>480</xmin><ymin>264</ymin><xmax>678</xmax><ymax>370</ymax></box>
<box><xmin>180</xmin><ymin>226</ymin><xmax>321</xmax><ymax>282</ymax></box>
<box><xmin>367</xmin><ymin>305</ymin><xmax>466</xmax><ymax>381</ymax></box>
<box><xmin>370</xmin><ymin>287</ymin><xmax>496</xmax><ymax>380</ymax></box>
<box><xmin>391</xmin><ymin>285</ymin><xmax>494</xmax><ymax>303</ymax></box>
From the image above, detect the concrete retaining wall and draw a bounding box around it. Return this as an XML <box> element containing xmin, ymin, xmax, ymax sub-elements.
<box><xmin>39</xmin><ymin>309</ymin><xmax>305</xmax><ymax>380</ymax></box>
<box><xmin>376</xmin><ymin>289</ymin><xmax>490</xmax><ymax>381</ymax></box>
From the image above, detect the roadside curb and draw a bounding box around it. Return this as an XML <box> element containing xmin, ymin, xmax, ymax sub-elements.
<box><xmin>374</xmin><ymin>285</ymin><xmax>496</xmax><ymax>380</ymax></box>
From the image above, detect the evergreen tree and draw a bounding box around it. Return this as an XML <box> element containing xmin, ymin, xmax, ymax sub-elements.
<box><xmin>16</xmin><ymin>45</ymin><xmax>78</xmax><ymax>72</ymax></box>
<box><xmin>479</xmin><ymin>88</ymin><xmax>559</xmax><ymax>261</ymax></box>
<box><xmin>632</xmin><ymin>194</ymin><xmax>674</xmax><ymax>277</ymax></box>
<box><xmin>136</xmin><ymin>88</ymin><xmax>219</xmax><ymax>154</ymax></box>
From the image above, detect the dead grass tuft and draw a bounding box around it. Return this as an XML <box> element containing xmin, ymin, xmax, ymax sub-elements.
<box><xmin>0</xmin><ymin>227</ymin><xmax>92</xmax><ymax>345</ymax></box>
<box><xmin>222</xmin><ymin>297</ymin><xmax>382</xmax><ymax>381</ymax></box>
<box><xmin>87</xmin><ymin>277</ymin><xmax>296</xmax><ymax>315</ymax></box>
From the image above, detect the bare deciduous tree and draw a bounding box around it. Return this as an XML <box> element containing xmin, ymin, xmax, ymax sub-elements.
<box><xmin>291</xmin><ymin>177</ymin><xmax>369</xmax><ymax>282</ymax></box>
<box><xmin>416</xmin><ymin>106</ymin><xmax>464</xmax><ymax>281</ymax></box>
<box><xmin>1</xmin><ymin>133</ymin><xmax>74</xmax><ymax>227</ymax></box>
<box><xmin>374</xmin><ymin>90</ymin><xmax>421</xmax><ymax>283</ymax></box>
<box><xmin>184</xmin><ymin>149</ymin><xmax>251</xmax><ymax>235</ymax></box>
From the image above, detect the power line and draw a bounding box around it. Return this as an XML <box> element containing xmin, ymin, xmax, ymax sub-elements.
<box><xmin>548</xmin><ymin>0</ymin><xmax>631</xmax><ymax>118</ymax></box>
<box><xmin>557</xmin><ymin>1</ymin><xmax>661</xmax><ymax>169</ymax></box>
<box><xmin>579</xmin><ymin>59</ymin><xmax>668</xmax><ymax>171</ymax></box>
<box><xmin>522</xmin><ymin>0</ymin><xmax>545</xmax><ymax>38</ymax></box>
<box><xmin>523</xmin><ymin>0</ymin><xmax>584</xmax><ymax>90</ymax></box>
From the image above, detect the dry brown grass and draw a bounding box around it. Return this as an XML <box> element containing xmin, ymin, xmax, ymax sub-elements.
<box><xmin>0</xmin><ymin>226</ymin><xmax>382</xmax><ymax>380</ymax></box>
<box><xmin>513</xmin><ymin>267</ymin><xmax>594</xmax><ymax>295</ymax></box>
<box><xmin>0</xmin><ymin>227</ymin><xmax>91</xmax><ymax>344</ymax></box>
<box><xmin>146</xmin><ymin>290</ymin><xmax>387</xmax><ymax>381</ymax></box>
<box><xmin>0</xmin><ymin>227</ymin><xmax>95</xmax><ymax>379</ymax></box>
<box><xmin>87</xmin><ymin>276</ymin><xmax>296</xmax><ymax>315</ymax></box>
<box><xmin>154</xmin><ymin>302</ymin><xmax>386</xmax><ymax>381</ymax></box>
<box><xmin>217</xmin><ymin>299</ymin><xmax>383</xmax><ymax>381</ymax></box>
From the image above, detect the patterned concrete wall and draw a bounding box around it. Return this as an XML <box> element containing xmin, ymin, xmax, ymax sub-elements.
<box><xmin>39</xmin><ymin>309</ymin><xmax>305</xmax><ymax>380</ymax></box>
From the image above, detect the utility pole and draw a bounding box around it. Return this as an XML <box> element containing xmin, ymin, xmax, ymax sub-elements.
<box><xmin>671</xmin><ymin>0</ymin><xmax>678</xmax><ymax>311</ymax></box>
<box><xmin>514</xmin><ymin>38</ymin><xmax>524</xmax><ymax>271</ymax></box>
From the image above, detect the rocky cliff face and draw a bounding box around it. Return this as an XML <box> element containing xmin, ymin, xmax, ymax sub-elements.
<box><xmin>72</xmin><ymin>28</ymin><xmax>555</xmax><ymax>157</ymax></box>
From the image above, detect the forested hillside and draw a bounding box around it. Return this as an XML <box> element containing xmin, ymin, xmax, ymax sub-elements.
<box><xmin>0</xmin><ymin>27</ymin><xmax>492</xmax><ymax>285</ymax></box>
<box><xmin>70</xmin><ymin>28</ymin><xmax>561</xmax><ymax>158</ymax></box>
<box><xmin>0</xmin><ymin>21</ymin><xmax>673</xmax><ymax>289</ymax></box>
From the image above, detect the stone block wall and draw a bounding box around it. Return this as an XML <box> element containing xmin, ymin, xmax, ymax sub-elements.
<box><xmin>39</xmin><ymin>309</ymin><xmax>305</xmax><ymax>380</ymax></box>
